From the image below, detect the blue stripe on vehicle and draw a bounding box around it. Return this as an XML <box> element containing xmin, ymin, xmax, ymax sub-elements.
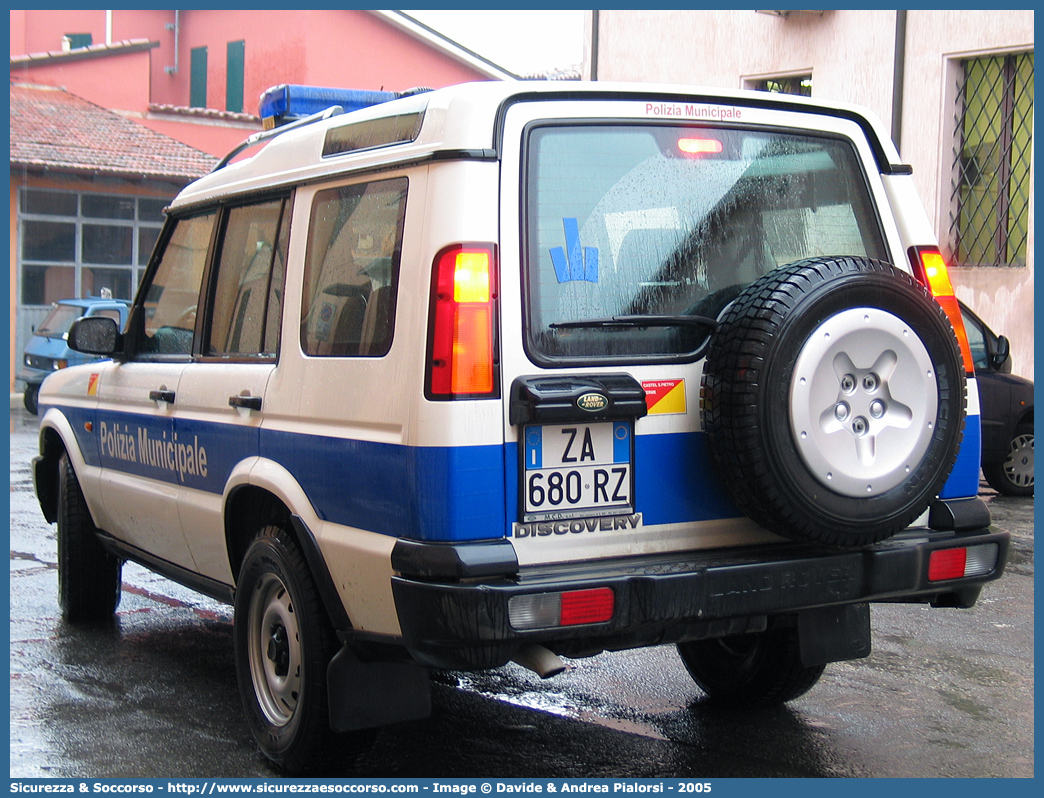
<box><xmin>91</xmin><ymin>408</ymin><xmax>256</xmax><ymax>493</ymax></box>
<box><xmin>633</xmin><ymin>431</ymin><xmax>738</xmax><ymax>524</ymax></box>
<box><xmin>52</xmin><ymin>403</ymin><xmax>984</xmax><ymax>543</ymax></box>
<box><xmin>940</xmin><ymin>413</ymin><xmax>982</xmax><ymax>500</ymax></box>
<box><xmin>261</xmin><ymin>428</ymin><xmax>506</xmax><ymax>542</ymax></box>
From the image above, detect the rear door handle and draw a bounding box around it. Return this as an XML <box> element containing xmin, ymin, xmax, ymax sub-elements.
<box><xmin>149</xmin><ymin>389</ymin><xmax>176</xmax><ymax>404</ymax></box>
<box><xmin>229</xmin><ymin>394</ymin><xmax>262</xmax><ymax>411</ymax></box>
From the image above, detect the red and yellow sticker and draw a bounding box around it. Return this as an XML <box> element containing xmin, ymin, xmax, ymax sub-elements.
<box><xmin>87</xmin><ymin>373</ymin><xmax>100</xmax><ymax>396</ymax></box>
<box><xmin>642</xmin><ymin>379</ymin><xmax>686</xmax><ymax>415</ymax></box>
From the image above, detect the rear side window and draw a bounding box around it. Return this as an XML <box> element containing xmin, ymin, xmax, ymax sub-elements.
<box><xmin>524</xmin><ymin>124</ymin><xmax>888</xmax><ymax>363</ymax></box>
<box><xmin>301</xmin><ymin>178</ymin><xmax>407</xmax><ymax>357</ymax></box>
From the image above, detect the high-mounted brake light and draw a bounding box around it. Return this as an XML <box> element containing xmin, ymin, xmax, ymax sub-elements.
<box><xmin>909</xmin><ymin>247</ymin><xmax>975</xmax><ymax>374</ymax></box>
<box><xmin>927</xmin><ymin>544</ymin><xmax>999</xmax><ymax>582</ymax></box>
<box><xmin>427</xmin><ymin>245</ymin><xmax>498</xmax><ymax>398</ymax></box>
<box><xmin>678</xmin><ymin>137</ymin><xmax>724</xmax><ymax>155</ymax></box>
<box><xmin>508</xmin><ymin>588</ymin><xmax>616</xmax><ymax>630</ymax></box>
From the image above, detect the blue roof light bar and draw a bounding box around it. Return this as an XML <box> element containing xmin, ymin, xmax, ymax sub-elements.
<box><xmin>259</xmin><ymin>84</ymin><xmax>401</xmax><ymax>129</ymax></box>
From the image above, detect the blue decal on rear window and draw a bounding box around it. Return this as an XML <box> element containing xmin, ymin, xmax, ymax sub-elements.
<box><xmin>550</xmin><ymin>218</ymin><xmax>599</xmax><ymax>283</ymax></box>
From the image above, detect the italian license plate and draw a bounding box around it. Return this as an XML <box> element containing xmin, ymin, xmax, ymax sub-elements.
<box><xmin>522</xmin><ymin>421</ymin><xmax>634</xmax><ymax>521</ymax></box>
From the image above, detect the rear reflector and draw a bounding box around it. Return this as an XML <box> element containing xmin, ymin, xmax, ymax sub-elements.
<box><xmin>509</xmin><ymin>588</ymin><xmax>615</xmax><ymax>630</ymax></box>
<box><xmin>928</xmin><ymin>544</ymin><xmax>999</xmax><ymax>581</ymax></box>
<box><xmin>909</xmin><ymin>247</ymin><xmax>975</xmax><ymax>374</ymax></box>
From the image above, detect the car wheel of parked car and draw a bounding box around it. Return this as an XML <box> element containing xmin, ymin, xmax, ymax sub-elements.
<box><xmin>234</xmin><ymin>525</ymin><xmax>373</xmax><ymax>773</ymax></box>
<box><xmin>701</xmin><ymin>256</ymin><xmax>967</xmax><ymax>547</ymax></box>
<box><xmin>677</xmin><ymin>628</ymin><xmax>825</xmax><ymax>706</ymax></box>
<box><xmin>983</xmin><ymin>422</ymin><xmax>1034</xmax><ymax>496</ymax></box>
<box><xmin>57</xmin><ymin>452</ymin><xmax>122</xmax><ymax>622</ymax></box>
<box><xmin>23</xmin><ymin>383</ymin><xmax>39</xmax><ymax>415</ymax></box>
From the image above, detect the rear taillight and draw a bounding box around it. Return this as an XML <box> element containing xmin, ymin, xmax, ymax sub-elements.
<box><xmin>508</xmin><ymin>588</ymin><xmax>616</xmax><ymax>630</ymax></box>
<box><xmin>909</xmin><ymin>247</ymin><xmax>975</xmax><ymax>374</ymax></box>
<box><xmin>927</xmin><ymin>544</ymin><xmax>999</xmax><ymax>581</ymax></box>
<box><xmin>427</xmin><ymin>244</ymin><xmax>498</xmax><ymax>398</ymax></box>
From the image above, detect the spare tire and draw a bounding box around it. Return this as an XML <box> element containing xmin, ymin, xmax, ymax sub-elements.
<box><xmin>700</xmin><ymin>256</ymin><xmax>966</xmax><ymax>547</ymax></box>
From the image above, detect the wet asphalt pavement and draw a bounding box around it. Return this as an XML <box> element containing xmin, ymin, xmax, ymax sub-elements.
<box><xmin>8</xmin><ymin>406</ymin><xmax>1035</xmax><ymax>778</ymax></box>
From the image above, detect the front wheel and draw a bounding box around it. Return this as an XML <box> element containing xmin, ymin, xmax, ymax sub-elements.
<box><xmin>23</xmin><ymin>383</ymin><xmax>39</xmax><ymax>415</ymax></box>
<box><xmin>677</xmin><ymin>628</ymin><xmax>825</xmax><ymax>707</ymax></box>
<box><xmin>983</xmin><ymin>422</ymin><xmax>1034</xmax><ymax>496</ymax></box>
<box><xmin>57</xmin><ymin>452</ymin><xmax>122</xmax><ymax>622</ymax></box>
<box><xmin>234</xmin><ymin>526</ymin><xmax>371</xmax><ymax>774</ymax></box>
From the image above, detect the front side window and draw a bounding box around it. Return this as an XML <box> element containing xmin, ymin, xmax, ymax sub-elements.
<box><xmin>136</xmin><ymin>213</ymin><xmax>215</xmax><ymax>357</ymax></box>
<box><xmin>524</xmin><ymin>124</ymin><xmax>888</xmax><ymax>363</ymax></box>
<box><xmin>301</xmin><ymin>178</ymin><xmax>407</xmax><ymax>357</ymax></box>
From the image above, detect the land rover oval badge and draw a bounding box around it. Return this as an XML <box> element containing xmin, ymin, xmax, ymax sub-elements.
<box><xmin>577</xmin><ymin>392</ymin><xmax>609</xmax><ymax>412</ymax></box>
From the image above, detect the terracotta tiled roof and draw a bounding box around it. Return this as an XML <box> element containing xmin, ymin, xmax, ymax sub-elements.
<box><xmin>10</xmin><ymin>38</ymin><xmax>157</xmax><ymax>67</ymax></box>
<box><xmin>10</xmin><ymin>82</ymin><xmax>218</xmax><ymax>180</ymax></box>
<box><xmin>148</xmin><ymin>103</ymin><xmax>260</xmax><ymax>125</ymax></box>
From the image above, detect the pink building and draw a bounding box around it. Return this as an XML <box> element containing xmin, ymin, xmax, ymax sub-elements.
<box><xmin>9</xmin><ymin>9</ymin><xmax>515</xmax><ymax>394</ymax></box>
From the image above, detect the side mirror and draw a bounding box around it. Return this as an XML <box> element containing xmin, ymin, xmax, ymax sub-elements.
<box><xmin>991</xmin><ymin>335</ymin><xmax>1011</xmax><ymax>372</ymax></box>
<box><xmin>68</xmin><ymin>316</ymin><xmax>122</xmax><ymax>356</ymax></box>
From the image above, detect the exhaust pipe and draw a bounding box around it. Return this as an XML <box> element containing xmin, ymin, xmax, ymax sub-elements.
<box><xmin>512</xmin><ymin>644</ymin><xmax>567</xmax><ymax>678</ymax></box>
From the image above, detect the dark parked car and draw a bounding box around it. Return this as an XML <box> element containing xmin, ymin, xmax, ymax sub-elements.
<box><xmin>961</xmin><ymin>301</ymin><xmax>1034</xmax><ymax>495</ymax></box>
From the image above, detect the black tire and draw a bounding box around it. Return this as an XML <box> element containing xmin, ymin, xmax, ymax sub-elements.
<box><xmin>57</xmin><ymin>452</ymin><xmax>122</xmax><ymax>622</ymax></box>
<box><xmin>234</xmin><ymin>526</ymin><xmax>373</xmax><ymax>774</ymax></box>
<box><xmin>700</xmin><ymin>256</ymin><xmax>966</xmax><ymax>547</ymax></box>
<box><xmin>983</xmin><ymin>422</ymin><xmax>1034</xmax><ymax>496</ymax></box>
<box><xmin>677</xmin><ymin>627</ymin><xmax>825</xmax><ymax>707</ymax></box>
<box><xmin>23</xmin><ymin>383</ymin><xmax>39</xmax><ymax>415</ymax></box>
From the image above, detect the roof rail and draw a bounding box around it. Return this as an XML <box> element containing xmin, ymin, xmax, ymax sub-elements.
<box><xmin>211</xmin><ymin>105</ymin><xmax>344</xmax><ymax>172</ymax></box>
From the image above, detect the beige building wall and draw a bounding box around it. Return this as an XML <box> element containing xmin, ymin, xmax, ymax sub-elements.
<box><xmin>586</xmin><ymin>9</ymin><xmax>1034</xmax><ymax>378</ymax></box>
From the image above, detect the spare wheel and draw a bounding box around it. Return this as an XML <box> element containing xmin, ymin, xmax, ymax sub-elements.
<box><xmin>700</xmin><ymin>256</ymin><xmax>966</xmax><ymax>547</ymax></box>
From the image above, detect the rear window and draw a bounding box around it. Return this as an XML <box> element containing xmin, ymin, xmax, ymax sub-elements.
<box><xmin>524</xmin><ymin>124</ymin><xmax>888</xmax><ymax>364</ymax></box>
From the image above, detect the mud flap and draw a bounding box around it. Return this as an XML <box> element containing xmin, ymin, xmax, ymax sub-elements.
<box><xmin>327</xmin><ymin>643</ymin><xmax>431</xmax><ymax>732</ymax></box>
<box><xmin>797</xmin><ymin>603</ymin><xmax>872</xmax><ymax>666</ymax></box>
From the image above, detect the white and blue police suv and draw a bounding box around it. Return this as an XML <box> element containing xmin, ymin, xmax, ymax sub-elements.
<box><xmin>33</xmin><ymin>81</ymin><xmax>1008</xmax><ymax>773</ymax></box>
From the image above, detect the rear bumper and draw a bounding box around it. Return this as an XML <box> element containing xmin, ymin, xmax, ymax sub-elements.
<box><xmin>390</xmin><ymin>527</ymin><xmax>1009</xmax><ymax>670</ymax></box>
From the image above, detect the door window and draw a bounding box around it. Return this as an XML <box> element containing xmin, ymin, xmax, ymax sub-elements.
<box><xmin>205</xmin><ymin>198</ymin><xmax>289</xmax><ymax>358</ymax></box>
<box><xmin>137</xmin><ymin>212</ymin><xmax>216</xmax><ymax>358</ymax></box>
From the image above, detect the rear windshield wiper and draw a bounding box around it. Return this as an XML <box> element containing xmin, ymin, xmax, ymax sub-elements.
<box><xmin>550</xmin><ymin>314</ymin><xmax>718</xmax><ymax>330</ymax></box>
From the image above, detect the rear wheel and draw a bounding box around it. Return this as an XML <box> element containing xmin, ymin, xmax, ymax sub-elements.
<box><xmin>677</xmin><ymin>628</ymin><xmax>825</xmax><ymax>707</ymax></box>
<box><xmin>234</xmin><ymin>525</ymin><xmax>372</xmax><ymax>774</ymax></box>
<box><xmin>983</xmin><ymin>422</ymin><xmax>1034</xmax><ymax>496</ymax></box>
<box><xmin>57</xmin><ymin>452</ymin><xmax>122</xmax><ymax>622</ymax></box>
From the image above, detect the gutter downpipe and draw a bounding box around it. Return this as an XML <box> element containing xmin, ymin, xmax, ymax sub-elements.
<box><xmin>590</xmin><ymin>10</ymin><xmax>600</xmax><ymax>81</ymax></box>
<box><xmin>165</xmin><ymin>10</ymin><xmax>180</xmax><ymax>75</ymax></box>
<box><xmin>891</xmin><ymin>10</ymin><xmax>907</xmax><ymax>154</ymax></box>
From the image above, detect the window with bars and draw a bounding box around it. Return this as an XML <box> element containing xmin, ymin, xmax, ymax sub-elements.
<box><xmin>752</xmin><ymin>75</ymin><xmax>812</xmax><ymax>97</ymax></box>
<box><xmin>949</xmin><ymin>52</ymin><xmax>1033</xmax><ymax>267</ymax></box>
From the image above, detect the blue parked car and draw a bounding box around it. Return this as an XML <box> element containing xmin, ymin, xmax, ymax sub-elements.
<box><xmin>18</xmin><ymin>296</ymin><xmax>131</xmax><ymax>414</ymax></box>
